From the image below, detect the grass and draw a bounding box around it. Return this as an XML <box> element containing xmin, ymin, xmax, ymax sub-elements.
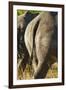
<box><xmin>17</xmin><ymin>55</ymin><xmax>58</xmax><ymax>80</ymax></box>
<box><xmin>46</xmin><ymin>62</ymin><xmax>58</xmax><ymax>78</ymax></box>
<box><xmin>17</xmin><ymin>10</ymin><xmax>41</xmax><ymax>16</ymax></box>
<box><xmin>17</xmin><ymin>63</ymin><xmax>33</xmax><ymax>80</ymax></box>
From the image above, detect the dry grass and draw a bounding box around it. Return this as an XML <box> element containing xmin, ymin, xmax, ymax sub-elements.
<box><xmin>17</xmin><ymin>55</ymin><xmax>58</xmax><ymax>80</ymax></box>
<box><xmin>46</xmin><ymin>62</ymin><xmax>58</xmax><ymax>78</ymax></box>
<box><xmin>17</xmin><ymin>63</ymin><xmax>33</xmax><ymax>80</ymax></box>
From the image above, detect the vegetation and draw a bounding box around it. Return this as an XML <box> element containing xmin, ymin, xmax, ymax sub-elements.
<box><xmin>17</xmin><ymin>10</ymin><xmax>41</xmax><ymax>16</ymax></box>
<box><xmin>17</xmin><ymin>55</ymin><xmax>58</xmax><ymax>80</ymax></box>
<box><xmin>17</xmin><ymin>10</ymin><xmax>26</xmax><ymax>16</ymax></box>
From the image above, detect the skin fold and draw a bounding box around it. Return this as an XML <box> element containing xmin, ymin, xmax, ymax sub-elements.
<box><xmin>24</xmin><ymin>11</ymin><xmax>57</xmax><ymax>79</ymax></box>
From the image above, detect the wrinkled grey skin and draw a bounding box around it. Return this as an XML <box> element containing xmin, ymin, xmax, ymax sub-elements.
<box><xmin>17</xmin><ymin>11</ymin><xmax>38</xmax><ymax>70</ymax></box>
<box><xmin>24</xmin><ymin>12</ymin><xmax>57</xmax><ymax>79</ymax></box>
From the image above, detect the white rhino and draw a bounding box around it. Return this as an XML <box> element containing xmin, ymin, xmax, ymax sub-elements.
<box><xmin>24</xmin><ymin>11</ymin><xmax>57</xmax><ymax>78</ymax></box>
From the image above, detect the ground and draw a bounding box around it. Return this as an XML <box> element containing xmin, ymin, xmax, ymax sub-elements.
<box><xmin>17</xmin><ymin>55</ymin><xmax>58</xmax><ymax>80</ymax></box>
